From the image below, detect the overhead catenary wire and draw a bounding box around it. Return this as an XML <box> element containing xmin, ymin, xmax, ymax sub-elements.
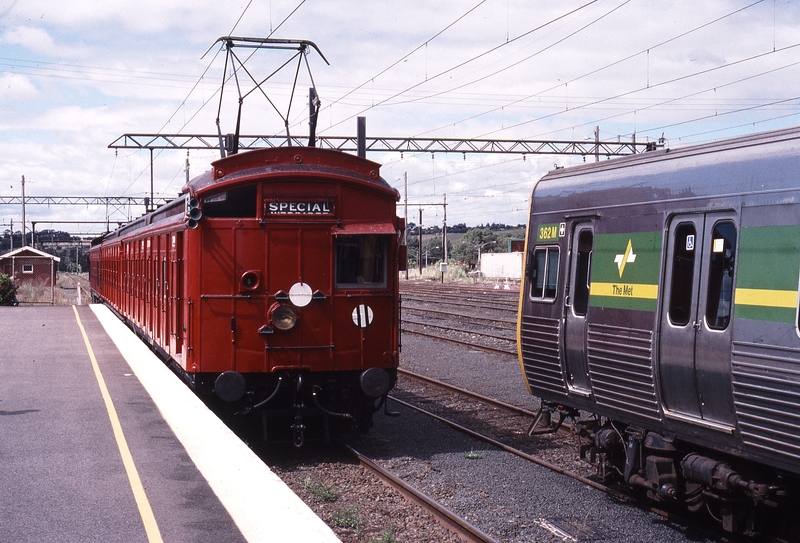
<box><xmin>116</xmin><ymin>1</ymin><xmax>308</xmax><ymax>198</ymax></box>
<box><xmin>414</xmin><ymin>0</ymin><xmax>766</xmax><ymax>139</ymax></box>
<box><xmin>526</xmin><ymin>49</ymin><xmax>800</xmax><ymax>144</ymax></box>
<box><xmin>514</xmin><ymin>40</ymin><xmax>800</xmax><ymax>142</ymax></box>
<box><xmin>318</xmin><ymin>0</ymin><xmax>602</xmax><ymax>135</ymax></box>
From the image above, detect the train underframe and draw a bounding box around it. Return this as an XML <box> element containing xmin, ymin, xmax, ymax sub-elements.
<box><xmin>535</xmin><ymin>401</ymin><xmax>798</xmax><ymax>539</ymax></box>
<box><xmin>188</xmin><ymin>368</ymin><xmax>398</xmax><ymax>447</ymax></box>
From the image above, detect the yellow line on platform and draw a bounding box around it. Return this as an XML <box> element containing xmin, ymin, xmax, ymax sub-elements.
<box><xmin>72</xmin><ymin>305</ymin><xmax>164</xmax><ymax>543</ymax></box>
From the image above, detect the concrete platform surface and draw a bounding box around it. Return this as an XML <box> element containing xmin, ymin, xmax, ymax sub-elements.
<box><xmin>0</xmin><ymin>305</ymin><xmax>339</xmax><ymax>543</ymax></box>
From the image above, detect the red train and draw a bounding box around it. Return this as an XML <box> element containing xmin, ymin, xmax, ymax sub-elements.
<box><xmin>90</xmin><ymin>146</ymin><xmax>405</xmax><ymax>445</ymax></box>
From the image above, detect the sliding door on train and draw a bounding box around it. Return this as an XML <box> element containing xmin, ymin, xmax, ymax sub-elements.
<box><xmin>658</xmin><ymin>212</ymin><xmax>737</xmax><ymax>428</ymax></box>
<box><xmin>564</xmin><ymin>222</ymin><xmax>594</xmax><ymax>395</ymax></box>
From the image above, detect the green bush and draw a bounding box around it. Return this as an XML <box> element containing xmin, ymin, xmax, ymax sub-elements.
<box><xmin>0</xmin><ymin>273</ymin><xmax>17</xmax><ymax>306</ymax></box>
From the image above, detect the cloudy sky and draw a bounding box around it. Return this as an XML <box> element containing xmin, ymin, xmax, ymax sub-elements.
<box><xmin>2</xmin><ymin>0</ymin><xmax>800</xmax><ymax>234</ymax></box>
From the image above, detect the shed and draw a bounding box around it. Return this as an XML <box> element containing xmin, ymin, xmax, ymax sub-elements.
<box><xmin>0</xmin><ymin>246</ymin><xmax>60</xmax><ymax>292</ymax></box>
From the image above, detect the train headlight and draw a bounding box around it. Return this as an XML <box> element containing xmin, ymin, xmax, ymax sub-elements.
<box><xmin>270</xmin><ymin>303</ymin><xmax>298</xmax><ymax>331</ymax></box>
<box><xmin>360</xmin><ymin>368</ymin><xmax>391</xmax><ymax>398</ymax></box>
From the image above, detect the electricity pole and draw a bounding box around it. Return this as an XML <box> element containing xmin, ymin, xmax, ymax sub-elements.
<box><xmin>21</xmin><ymin>175</ymin><xmax>26</xmax><ymax>246</ymax></box>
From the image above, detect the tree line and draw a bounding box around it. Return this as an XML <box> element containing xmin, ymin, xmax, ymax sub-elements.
<box><xmin>407</xmin><ymin>222</ymin><xmax>523</xmax><ymax>235</ymax></box>
<box><xmin>405</xmin><ymin>226</ymin><xmax>524</xmax><ymax>270</ymax></box>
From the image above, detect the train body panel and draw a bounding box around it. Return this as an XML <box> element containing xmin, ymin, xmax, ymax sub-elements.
<box><xmin>519</xmin><ymin>127</ymin><xmax>800</xmax><ymax>535</ymax></box>
<box><xmin>91</xmin><ymin>146</ymin><xmax>402</xmax><ymax>444</ymax></box>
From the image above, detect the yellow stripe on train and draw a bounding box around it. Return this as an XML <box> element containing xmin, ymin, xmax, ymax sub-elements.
<box><xmin>590</xmin><ymin>282</ymin><xmax>659</xmax><ymax>299</ymax></box>
<box><xmin>734</xmin><ymin>288</ymin><xmax>798</xmax><ymax>308</ymax></box>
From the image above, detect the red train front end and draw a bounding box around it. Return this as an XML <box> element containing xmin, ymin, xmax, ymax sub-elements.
<box><xmin>91</xmin><ymin>146</ymin><xmax>404</xmax><ymax>445</ymax></box>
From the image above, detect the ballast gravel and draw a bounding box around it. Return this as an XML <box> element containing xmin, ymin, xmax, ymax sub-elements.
<box><xmin>272</xmin><ymin>321</ymin><xmax>716</xmax><ymax>542</ymax></box>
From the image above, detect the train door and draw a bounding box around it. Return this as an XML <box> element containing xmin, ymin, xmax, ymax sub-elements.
<box><xmin>659</xmin><ymin>212</ymin><xmax>737</xmax><ymax>427</ymax></box>
<box><xmin>169</xmin><ymin>231</ymin><xmax>183</xmax><ymax>356</ymax></box>
<box><xmin>563</xmin><ymin>223</ymin><xmax>593</xmax><ymax>395</ymax></box>
<box><xmin>159</xmin><ymin>235</ymin><xmax>168</xmax><ymax>347</ymax></box>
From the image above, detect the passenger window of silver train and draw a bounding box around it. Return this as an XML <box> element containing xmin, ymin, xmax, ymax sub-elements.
<box><xmin>705</xmin><ymin>221</ymin><xmax>736</xmax><ymax>330</ymax></box>
<box><xmin>669</xmin><ymin>223</ymin><xmax>696</xmax><ymax>326</ymax></box>
<box><xmin>573</xmin><ymin>231</ymin><xmax>593</xmax><ymax>316</ymax></box>
<box><xmin>335</xmin><ymin>235</ymin><xmax>387</xmax><ymax>288</ymax></box>
<box><xmin>528</xmin><ymin>247</ymin><xmax>559</xmax><ymax>301</ymax></box>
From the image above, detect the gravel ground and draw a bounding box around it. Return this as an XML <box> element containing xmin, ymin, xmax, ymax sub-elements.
<box><xmin>267</xmin><ymin>445</ymin><xmax>462</xmax><ymax>543</ymax></box>
<box><xmin>269</xmin><ymin>332</ymin><xmax>718</xmax><ymax>543</ymax></box>
<box><xmin>400</xmin><ymin>333</ymin><xmax>536</xmax><ymax>412</ymax></box>
<box><xmin>352</xmin><ymin>412</ymin><xmax>711</xmax><ymax>543</ymax></box>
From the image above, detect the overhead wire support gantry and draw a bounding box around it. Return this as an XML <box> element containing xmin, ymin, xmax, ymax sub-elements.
<box><xmin>108</xmin><ymin>133</ymin><xmax>658</xmax><ymax>157</ymax></box>
<box><xmin>0</xmin><ymin>196</ymin><xmax>170</xmax><ymax>207</ymax></box>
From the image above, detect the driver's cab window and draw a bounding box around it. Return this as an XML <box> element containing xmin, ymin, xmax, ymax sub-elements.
<box><xmin>336</xmin><ymin>235</ymin><xmax>387</xmax><ymax>287</ymax></box>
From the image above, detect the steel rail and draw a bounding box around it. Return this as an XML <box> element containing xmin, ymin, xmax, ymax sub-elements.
<box><xmin>401</xmin><ymin>327</ymin><xmax>517</xmax><ymax>357</ymax></box>
<box><xmin>400</xmin><ymin>284</ymin><xmax>520</xmax><ymax>297</ymax></box>
<box><xmin>401</xmin><ymin>295</ymin><xmax>518</xmax><ymax>312</ymax></box>
<box><xmin>400</xmin><ymin>287</ymin><xmax>520</xmax><ymax>302</ymax></box>
<box><xmin>398</xmin><ymin>368</ymin><xmax>537</xmax><ymax>418</ymax></box>
<box><xmin>388</xmin><ymin>396</ymin><xmax>736</xmax><ymax>543</ymax></box>
<box><xmin>402</xmin><ymin>305</ymin><xmax>517</xmax><ymax>326</ymax></box>
<box><xmin>402</xmin><ymin>318</ymin><xmax>516</xmax><ymax>343</ymax></box>
<box><xmin>343</xmin><ymin>444</ymin><xmax>500</xmax><ymax>543</ymax></box>
<box><xmin>389</xmin><ymin>396</ymin><xmax>610</xmax><ymax>493</ymax></box>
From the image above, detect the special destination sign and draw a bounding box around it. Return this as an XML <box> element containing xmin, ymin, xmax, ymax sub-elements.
<box><xmin>263</xmin><ymin>200</ymin><xmax>334</xmax><ymax>215</ymax></box>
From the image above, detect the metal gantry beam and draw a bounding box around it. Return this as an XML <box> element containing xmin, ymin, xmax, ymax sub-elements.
<box><xmin>108</xmin><ymin>133</ymin><xmax>657</xmax><ymax>156</ymax></box>
<box><xmin>0</xmin><ymin>196</ymin><xmax>171</xmax><ymax>206</ymax></box>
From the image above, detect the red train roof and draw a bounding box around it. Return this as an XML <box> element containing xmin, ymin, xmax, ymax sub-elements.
<box><xmin>183</xmin><ymin>146</ymin><xmax>398</xmax><ymax>200</ymax></box>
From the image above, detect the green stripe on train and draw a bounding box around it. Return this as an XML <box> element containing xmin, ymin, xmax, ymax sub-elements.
<box><xmin>589</xmin><ymin>231</ymin><xmax>662</xmax><ymax>312</ymax></box>
<box><xmin>734</xmin><ymin>225</ymin><xmax>800</xmax><ymax>323</ymax></box>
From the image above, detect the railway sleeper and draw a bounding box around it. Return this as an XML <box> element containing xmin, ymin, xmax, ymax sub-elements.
<box><xmin>579</xmin><ymin>421</ymin><xmax>793</xmax><ymax>537</ymax></box>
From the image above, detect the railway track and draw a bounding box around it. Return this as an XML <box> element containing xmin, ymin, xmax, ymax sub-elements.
<box><xmin>402</xmin><ymin>305</ymin><xmax>517</xmax><ymax>328</ymax></box>
<box><xmin>402</xmin><ymin>318</ymin><xmax>515</xmax><ymax>343</ymax></box>
<box><xmin>391</xmin><ymin>369</ymin><xmax>742</xmax><ymax>543</ymax></box>
<box><xmin>400</xmin><ymin>326</ymin><xmax>517</xmax><ymax>356</ymax></box>
<box><xmin>344</xmin><ymin>444</ymin><xmax>499</xmax><ymax>543</ymax></box>
<box><xmin>402</xmin><ymin>294</ymin><xmax>518</xmax><ymax>312</ymax></box>
<box><xmin>401</xmin><ymin>282</ymin><xmax>519</xmax><ymax>355</ymax></box>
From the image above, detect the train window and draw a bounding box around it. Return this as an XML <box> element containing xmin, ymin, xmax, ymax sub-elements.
<box><xmin>573</xmin><ymin>231</ymin><xmax>593</xmax><ymax>316</ymax></box>
<box><xmin>669</xmin><ymin>223</ymin><xmax>696</xmax><ymax>326</ymax></box>
<box><xmin>705</xmin><ymin>221</ymin><xmax>736</xmax><ymax>330</ymax></box>
<box><xmin>202</xmin><ymin>185</ymin><xmax>257</xmax><ymax>218</ymax></box>
<box><xmin>528</xmin><ymin>246</ymin><xmax>559</xmax><ymax>302</ymax></box>
<box><xmin>335</xmin><ymin>235</ymin><xmax>387</xmax><ymax>288</ymax></box>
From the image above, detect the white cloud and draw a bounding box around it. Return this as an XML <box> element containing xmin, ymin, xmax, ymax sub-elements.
<box><xmin>1</xmin><ymin>26</ymin><xmax>58</xmax><ymax>55</ymax></box>
<box><xmin>2</xmin><ymin>0</ymin><xmax>800</xmax><ymax>229</ymax></box>
<box><xmin>0</xmin><ymin>72</ymin><xmax>38</xmax><ymax>101</ymax></box>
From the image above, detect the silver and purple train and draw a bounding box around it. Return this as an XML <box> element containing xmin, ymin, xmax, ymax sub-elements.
<box><xmin>519</xmin><ymin>127</ymin><xmax>800</xmax><ymax>538</ymax></box>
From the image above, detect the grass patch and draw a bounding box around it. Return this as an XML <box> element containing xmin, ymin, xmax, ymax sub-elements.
<box><xmin>331</xmin><ymin>505</ymin><xmax>362</xmax><ymax>531</ymax></box>
<box><xmin>371</xmin><ymin>527</ymin><xmax>399</xmax><ymax>543</ymax></box>
<box><xmin>301</xmin><ymin>476</ymin><xmax>339</xmax><ymax>502</ymax></box>
<box><xmin>465</xmin><ymin>450</ymin><xmax>484</xmax><ymax>460</ymax></box>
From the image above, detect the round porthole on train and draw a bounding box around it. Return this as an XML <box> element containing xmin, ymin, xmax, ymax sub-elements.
<box><xmin>241</xmin><ymin>270</ymin><xmax>261</xmax><ymax>291</ymax></box>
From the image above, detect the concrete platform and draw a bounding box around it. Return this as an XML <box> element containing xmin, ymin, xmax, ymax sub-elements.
<box><xmin>0</xmin><ymin>304</ymin><xmax>339</xmax><ymax>543</ymax></box>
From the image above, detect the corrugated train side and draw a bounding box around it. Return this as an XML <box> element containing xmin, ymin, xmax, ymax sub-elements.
<box><xmin>518</xmin><ymin>127</ymin><xmax>800</xmax><ymax>537</ymax></box>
